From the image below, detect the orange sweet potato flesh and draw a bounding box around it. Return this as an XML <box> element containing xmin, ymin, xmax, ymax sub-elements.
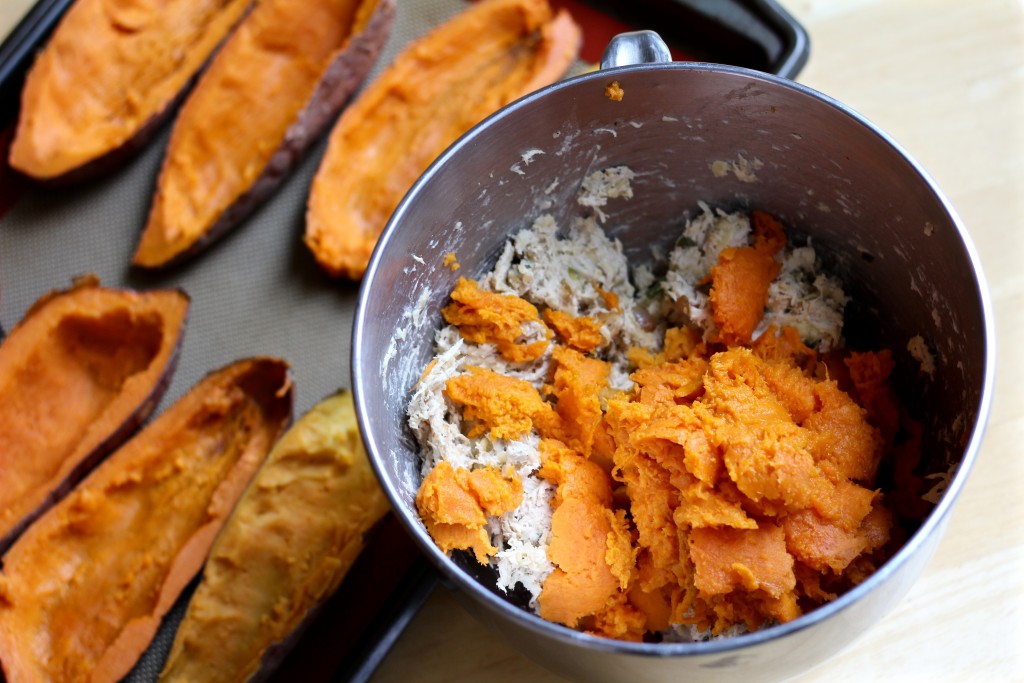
<box><xmin>0</xmin><ymin>357</ymin><xmax>292</xmax><ymax>683</ymax></box>
<box><xmin>0</xmin><ymin>275</ymin><xmax>189</xmax><ymax>554</ymax></box>
<box><xmin>542</xmin><ymin>346</ymin><xmax>611</xmax><ymax>458</ymax></box>
<box><xmin>445</xmin><ymin>366</ymin><xmax>556</xmax><ymax>440</ymax></box>
<box><xmin>8</xmin><ymin>0</ymin><xmax>252</xmax><ymax>182</ymax></box>
<box><xmin>305</xmin><ymin>0</ymin><xmax>582</xmax><ymax>279</ymax></box>
<box><xmin>133</xmin><ymin>0</ymin><xmax>395</xmax><ymax>268</ymax></box>
<box><xmin>605</xmin><ymin>347</ymin><xmax>892</xmax><ymax>634</ymax></box>
<box><xmin>442</xmin><ymin>278</ymin><xmax>551</xmax><ymax>363</ymax></box>
<box><xmin>543</xmin><ymin>309</ymin><xmax>605</xmax><ymax>354</ymax></box>
<box><xmin>709</xmin><ymin>210</ymin><xmax>785</xmax><ymax>345</ymax></box>
<box><xmin>536</xmin><ymin>439</ymin><xmax>633</xmax><ymax>631</ymax></box>
<box><xmin>416</xmin><ymin>461</ymin><xmax>523</xmax><ymax>564</ymax></box>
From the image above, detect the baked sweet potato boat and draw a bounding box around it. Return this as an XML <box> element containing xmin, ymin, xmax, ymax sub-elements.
<box><xmin>304</xmin><ymin>0</ymin><xmax>582</xmax><ymax>280</ymax></box>
<box><xmin>132</xmin><ymin>0</ymin><xmax>395</xmax><ymax>268</ymax></box>
<box><xmin>8</xmin><ymin>0</ymin><xmax>252</xmax><ymax>182</ymax></box>
<box><xmin>0</xmin><ymin>275</ymin><xmax>189</xmax><ymax>554</ymax></box>
<box><xmin>158</xmin><ymin>390</ymin><xmax>390</xmax><ymax>683</ymax></box>
<box><xmin>0</xmin><ymin>357</ymin><xmax>293</xmax><ymax>683</ymax></box>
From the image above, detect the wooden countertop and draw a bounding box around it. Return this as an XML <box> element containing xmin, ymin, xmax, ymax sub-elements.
<box><xmin>1</xmin><ymin>0</ymin><xmax>1020</xmax><ymax>681</ymax></box>
<box><xmin>370</xmin><ymin>2</ymin><xmax>1024</xmax><ymax>682</ymax></box>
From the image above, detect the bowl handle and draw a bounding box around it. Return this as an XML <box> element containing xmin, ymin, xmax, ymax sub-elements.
<box><xmin>600</xmin><ymin>30</ymin><xmax>673</xmax><ymax>69</ymax></box>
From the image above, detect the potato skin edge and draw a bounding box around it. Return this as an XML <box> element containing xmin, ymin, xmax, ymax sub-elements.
<box><xmin>133</xmin><ymin>0</ymin><xmax>397</xmax><ymax>270</ymax></box>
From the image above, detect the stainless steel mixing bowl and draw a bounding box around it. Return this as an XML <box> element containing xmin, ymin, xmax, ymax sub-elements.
<box><xmin>352</xmin><ymin>32</ymin><xmax>995</xmax><ymax>683</ymax></box>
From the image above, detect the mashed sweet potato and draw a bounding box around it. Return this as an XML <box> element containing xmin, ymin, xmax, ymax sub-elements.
<box><xmin>535</xmin><ymin>438</ymin><xmax>634</xmax><ymax>630</ymax></box>
<box><xmin>412</xmin><ymin>205</ymin><xmax>922</xmax><ymax>641</ymax></box>
<box><xmin>416</xmin><ymin>461</ymin><xmax>523</xmax><ymax>564</ymax></box>
<box><xmin>602</xmin><ymin>345</ymin><xmax>892</xmax><ymax>636</ymax></box>
<box><xmin>442</xmin><ymin>278</ymin><xmax>551</xmax><ymax>363</ymax></box>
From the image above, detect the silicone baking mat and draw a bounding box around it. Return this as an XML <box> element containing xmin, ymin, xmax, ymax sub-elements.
<box><xmin>0</xmin><ymin>1</ymin><xmax>807</xmax><ymax>680</ymax></box>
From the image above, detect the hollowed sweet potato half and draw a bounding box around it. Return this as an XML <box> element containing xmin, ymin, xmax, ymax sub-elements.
<box><xmin>0</xmin><ymin>276</ymin><xmax>189</xmax><ymax>553</ymax></box>
<box><xmin>8</xmin><ymin>0</ymin><xmax>252</xmax><ymax>182</ymax></box>
<box><xmin>159</xmin><ymin>390</ymin><xmax>390</xmax><ymax>683</ymax></box>
<box><xmin>0</xmin><ymin>357</ymin><xmax>293</xmax><ymax>683</ymax></box>
<box><xmin>304</xmin><ymin>0</ymin><xmax>582</xmax><ymax>280</ymax></box>
<box><xmin>132</xmin><ymin>0</ymin><xmax>396</xmax><ymax>268</ymax></box>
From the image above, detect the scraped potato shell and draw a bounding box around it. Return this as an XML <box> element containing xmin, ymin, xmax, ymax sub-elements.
<box><xmin>8</xmin><ymin>0</ymin><xmax>252</xmax><ymax>182</ymax></box>
<box><xmin>305</xmin><ymin>0</ymin><xmax>582</xmax><ymax>280</ymax></box>
<box><xmin>132</xmin><ymin>0</ymin><xmax>395</xmax><ymax>268</ymax></box>
<box><xmin>0</xmin><ymin>275</ymin><xmax>189</xmax><ymax>554</ymax></box>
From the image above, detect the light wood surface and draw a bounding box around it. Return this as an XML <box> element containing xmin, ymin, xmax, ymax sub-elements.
<box><xmin>1</xmin><ymin>0</ymin><xmax>1020</xmax><ymax>681</ymax></box>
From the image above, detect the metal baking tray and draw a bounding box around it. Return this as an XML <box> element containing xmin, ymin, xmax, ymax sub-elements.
<box><xmin>0</xmin><ymin>1</ymin><xmax>808</xmax><ymax>681</ymax></box>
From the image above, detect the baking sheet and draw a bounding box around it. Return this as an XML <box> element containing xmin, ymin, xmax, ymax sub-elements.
<box><xmin>0</xmin><ymin>0</ymin><xmax>807</xmax><ymax>680</ymax></box>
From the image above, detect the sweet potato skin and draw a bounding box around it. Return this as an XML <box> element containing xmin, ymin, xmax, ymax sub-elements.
<box><xmin>305</xmin><ymin>0</ymin><xmax>582</xmax><ymax>279</ymax></box>
<box><xmin>8</xmin><ymin>0</ymin><xmax>253</xmax><ymax>183</ymax></box>
<box><xmin>0</xmin><ymin>275</ymin><xmax>189</xmax><ymax>554</ymax></box>
<box><xmin>132</xmin><ymin>0</ymin><xmax>396</xmax><ymax>269</ymax></box>
<box><xmin>157</xmin><ymin>390</ymin><xmax>389</xmax><ymax>683</ymax></box>
<box><xmin>0</xmin><ymin>357</ymin><xmax>293</xmax><ymax>683</ymax></box>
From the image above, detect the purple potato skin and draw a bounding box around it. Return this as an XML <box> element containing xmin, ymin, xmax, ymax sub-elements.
<box><xmin>134</xmin><ymin>0</ymin><xmax>397</xmax><ymax>270</ymax></box>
